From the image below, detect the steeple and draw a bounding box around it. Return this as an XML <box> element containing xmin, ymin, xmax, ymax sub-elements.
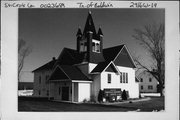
<box><xmin>76</xmin><ymin>11</ymin><xmax>105</xmax><ymax>63</ymax></box>
<box><xmin>83</xmin><ymin>11</ymin><xmax>96</xmax><ymax>37</ymax></box>
<box><xmin>76</xmin><ymin>27</ymin><xmax>82</xmax><ymax>37</ymax></box>
<box><xmin>98</xmin><ymin>27</ymin><xmax>103</xmax><ymax>36</ymax></box>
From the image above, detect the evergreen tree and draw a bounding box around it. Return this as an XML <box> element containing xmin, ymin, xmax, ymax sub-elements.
<box><xmin>98</xmin><ymin>89</ymin><xmax>104</xmax><ymax>103</ymax></box>
<box><xmin>122</xmin><ymin>90</ymin><xmax>127</xmax><ymax>100</ymax></box>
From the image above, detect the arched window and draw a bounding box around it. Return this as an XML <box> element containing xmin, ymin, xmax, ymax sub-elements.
<box><xmin>84</xmin><ymin>42</ymin><xmax>87</xmax><ymax>51</ymax></box>
<box><xmin>80</xmin><ymin>42</ymin><xmax>84</xmax><ymax>52</ymax></box>
<box><xmin>96</xmin><ymin>43</ymin><xmax>100</xmax><ymax>52</ymax></box>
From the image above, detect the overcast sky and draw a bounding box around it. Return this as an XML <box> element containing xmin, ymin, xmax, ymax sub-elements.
<box><xmin>19</xmin><ymin>8</ymin><xmax>165</xmax><ymax>82</ymax></box>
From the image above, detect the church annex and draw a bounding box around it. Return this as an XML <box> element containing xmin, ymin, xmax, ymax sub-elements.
<box><xmin>32</xmin><ymin>12</ymin><xmax>139</xmax><ymax>102</ymax></box>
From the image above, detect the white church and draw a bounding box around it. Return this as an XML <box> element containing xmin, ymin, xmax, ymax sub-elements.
<box><xmin>33</xmin><ymin>12</ymin><xmax>139</xmax><ymax>102</ymax></box>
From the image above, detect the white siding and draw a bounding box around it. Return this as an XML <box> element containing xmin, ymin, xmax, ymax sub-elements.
<box><xmin>78</xmin><ymin>83</ymin><xmax>91</xmax><ymax>102</ymax></box>
<box><xmin>100</xmin><ymin>66</ymin><xmax>139</xmax><ymax>98</ymax></box>
<box><xmin>88</xmin><ymin>63</ymin><xmax>97</xmax><ymax>73</ymax></box>
<box><xmin>139</xmin><ymin>74</ymin><xmax>158</xmax><ymax>93</ymax></box>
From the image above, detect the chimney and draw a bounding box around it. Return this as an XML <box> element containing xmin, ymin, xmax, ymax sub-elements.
<box><xmin>52</xmin><ymin>57</ymin><xmax>56</xmax><ymax>61</ymax></box>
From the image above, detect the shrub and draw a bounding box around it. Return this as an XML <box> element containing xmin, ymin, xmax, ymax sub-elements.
<box><xmin>83</xmin><ymin>98</ymin><xmax>88</xmax><ymax>103</ymax></box>
<box><xmin>98</xmin><ymin>89</ymin><xmax>104</xmax><ymax>103</ymax></box>
<box><xmin>122</xmin><ymin>90</ymin><xmax>127</xmax><ymax>100</ymax></box>
<box><xmin>90</xmin><ymin>95</ymin><xmax>97</xmax><ymax>103</ymax></box>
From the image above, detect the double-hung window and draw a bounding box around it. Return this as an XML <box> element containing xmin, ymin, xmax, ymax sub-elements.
<box><xmin>108</xmin><ymin>74</ymin><xmax>111</xmax><ymax>83</ymax></box>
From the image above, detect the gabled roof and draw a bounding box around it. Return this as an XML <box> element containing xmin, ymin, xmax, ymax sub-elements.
<box><xmin>33</xmin><ymin>44</ymin><xmax>136</xmax><ymax>73</ymax></box>
<box><xmin>103</xmin><ymin>44</ymin><xmax>136</xmax><ymax>68</ymax></box>
<box><xmin>91</xmin><ymin>61</ymin><xmax>120</xmax><ymax>74</ymax></box>
<box><xmin>91</xmin><ymin>62</ymin><xmax>109</xmax><ymax>73</ymax></box>
<box><xmin>55</xmin><ymin>48</ymin><xmax>84</xmax><ymax>66</ymax></box>
<box><xmin>135</xmin><ymin>77</ymin><xmax>140</xmax><ymax>82</ymax></box>
<box><xmin>49</xmin><ymin>65</ymin><xmax>91</xmax><ymax>81</ymax></box>
<box><xmin>32</xmin><ymin>59</ymin><xmax>57</xmax><ymax>72</ymax></box>
<box><xmin>103</xmin><ymin>45</ymin><xmax>124</xmax><ymax>62</ymax></box>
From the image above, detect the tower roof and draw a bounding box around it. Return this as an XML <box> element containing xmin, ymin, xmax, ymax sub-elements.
<box><xmin>83</xmin><ymin>11</ymin><xmax>96</xmax><ymax>36</ymax></box>
<box><xmin>98</xmin><ymin>27</ymin><xmax>103</xmax><ymax>36</ymax></box>
<box><xmin>76</xmin><ymin>27</ymin><xmax>82</xmax><ymax>36</ymax></box>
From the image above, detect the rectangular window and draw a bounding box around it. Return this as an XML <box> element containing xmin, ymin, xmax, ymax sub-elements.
<box><xmin>123</xmin><ymin>73</ymin><xmax>126</xmax><ymax>83</ymax></box>
<box><xmin>141</xmin><ymin>86</ymin><xmax>143</xmax><ymax>90</ymax></box>
<box><xmin>108</xmin><ymin>74</ymin><xmax>111</xmax><ymax>83</ymax></box>
<box><xmin>46</xmin><ymin>75</ymin><xmax>49</xmax><ymax>83</ymax></box>
<box><xmin>149</xmin><ymin>78</ymin><xmax>152</xmax><ymax>82</ymax></box>
<box><xmin>126</xmin><ymin>73</ymin><xmax>128</xmax><ymax>83</ymax></box>
<box><xmin>96</xmin><ymin>43</ymin><xmax>100</xmax><ymax>52</ymax></box>
<box><xmin>148</xmin><ymin>85</ymin><xmax>153</xmax><ymax>90</ymax></box>
<box><xmin>120</xmin><ymin>72</ymin><xmax>122</xmax><ymax>83</ymax></box>
<box><xmin>59</xmin><ymin>87</ymin><xmax>61</xmax><ymax>95</ymax></box>
<box><xmin>92</xmin><ymin>42</ymin><xmax>95</xmax><ymax>52</ymax></box>
<box><xmin>39</xmin><ymin>76</ymin><xmax>41</xmax><ymax>84</ymax></box>
<box><xmin>140</xmin><ymin>78</ymin><xmax>143</xmax><ymax>82</ymax></box>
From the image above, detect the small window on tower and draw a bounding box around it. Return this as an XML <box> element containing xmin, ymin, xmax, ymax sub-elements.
<box><xmin>96</xmin><ymin>43</ymin><xmax>100</xmax><ymax>52</ymax></box>
<box><xmin>84</xmin><ymin>42</ymin><xmax>87</xmax><ymax>51</ymax></box>
<box><xmin>92</xmin><ymin>42</ymin><xmax>95</xmax><ymax>52</ymax></box>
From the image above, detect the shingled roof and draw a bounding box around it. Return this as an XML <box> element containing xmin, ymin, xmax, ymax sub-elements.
<box><xmin>49</xmin><ymin>65</ymin><xmax>91</xmax><ymax>81</ymax></box>
<box><xmin>103</xmin><ymin>44</ymin><xmax>124</xmax><ymax>62</ymax></box>
<box><xmin>55</xmin><ymin>48</ymin><xmax>84</xmax><ymax>66</ymax></box>
<box><xmin>33</xmin><ymin>44</ymin><xmax>134</xmax><ymax>73</ymax></box>
<box><xmin>32</xmin><ymin>59</ymin><xmax>57</xmax><ymax>72</ymax></box>
<box><xmin>90</xmin><ymin>62</ymin><xmax>109</xmax><ymax>73</ymax></box>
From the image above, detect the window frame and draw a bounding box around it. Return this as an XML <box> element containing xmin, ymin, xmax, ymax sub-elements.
<box><xmin>149</xmin><ymin>78</ymin><xmax>152</xmax><ymax>82</ymax></box>
<box><xmin>148</xmin><ymin>85</ymin><xmax>153</xmax><ymax>90</ymax></box>
<box><xmin>123</xmin><ymin>73</ymin><xmax>126</xmax><ymax>83</ymax></box>
<box><xmin>125</xmin><ymin>73</ymin><xmax>128</xmax><ymax>83</ymax></box>
<box><xmin>39</xmin><ymin>76</ymin><xmax>41</xmax><ymax>84</ymax></box>
<box><xmin>107</xmin><ymin>74</ymin><xmax>111</xmax><ymax>84</ymax></box>
<box><xmin>140</xmin><ymin>78</ymin><xmax>143</xmax><ymax>82</ymax></box>
<box><xmin>120</xmin><ymin>72</ymin><xmax>122</xmax><ymax>83</ymax></box>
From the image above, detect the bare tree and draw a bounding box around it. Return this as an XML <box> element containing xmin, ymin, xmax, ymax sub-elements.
<box><xmin>132</xmin><ymin>23</ymin><xmax>165</xmax><ymax>96</ymax></box>
<box><xmin>18</xmin><ymin>39</ymin><xmax>32</xmax><ymax>82</ymax></box>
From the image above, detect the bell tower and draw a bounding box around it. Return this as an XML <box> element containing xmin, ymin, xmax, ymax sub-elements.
<box><xmin>76</xmin><ymin>11</ymin><xmax>105</xmax><ymax>63</ymax></box>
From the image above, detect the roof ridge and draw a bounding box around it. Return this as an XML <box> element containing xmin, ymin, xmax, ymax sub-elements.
<box><xmin>65</xmin><ymin>48</ymin><xmax>78</xmax><ymax>61</ymax></box>
<box><xmin>63</xmin><ymin>47</ymin><xmax>76</xmax><ymax>51</ymax></box>
<box><xmin>103</xmin><ymin>44</ymin><xmax>125</xmax><ymax>50</ymax></box>
<box><xmin>32</xmin><ymin>59</ymin><xmax>56</xmax><ymax>72</ymax></box>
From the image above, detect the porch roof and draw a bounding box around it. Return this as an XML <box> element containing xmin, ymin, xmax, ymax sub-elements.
<box><xmin>49</xmin><ymin>65</ymin><xmax>91</xmax><ymax>81</ymax></box>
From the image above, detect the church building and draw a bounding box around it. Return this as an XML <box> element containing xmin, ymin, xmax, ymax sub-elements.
<box><xmin>32</xmin><ymin>11</ymin><xmax>139</xmax><ymax>102</ymax></box>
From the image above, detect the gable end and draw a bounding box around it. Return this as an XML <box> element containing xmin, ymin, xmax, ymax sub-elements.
<box><xmin>113</xmin><ymin>46</ymin><xmax>136</xmax><ymax>68</ymax></box>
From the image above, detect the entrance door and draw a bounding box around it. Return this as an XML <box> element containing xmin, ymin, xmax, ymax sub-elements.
<box><xmin>62</xmin><ymin>87</ymin><xmax>69</xmax><ymax>101</ymax></box>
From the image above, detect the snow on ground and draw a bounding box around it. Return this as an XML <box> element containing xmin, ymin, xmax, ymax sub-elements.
<box><xmin>18</xmin><ymin>90</ymin><xmax>33</xmax><ymax>96</ymax></box>
<box><xmin>140</xmin><ymin>93</ymin><xmax>161</xmax><ymax>97</ymax></box>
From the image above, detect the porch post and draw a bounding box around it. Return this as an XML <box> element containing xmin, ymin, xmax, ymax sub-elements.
<box><xmin>72</xmin><ymin>82</ymin><xmax>74</xmax><ymax>102</ymax></box>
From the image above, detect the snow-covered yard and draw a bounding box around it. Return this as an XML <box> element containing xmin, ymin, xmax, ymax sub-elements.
<box><xmin>18</xmin><ymin>90</ymin><xmax>33</xmax><ymax>96</ymax></box>
<box><xmin>140</xmin><ymin>93</ymin><xmax>161</xmax><ymax>97</ymax></box>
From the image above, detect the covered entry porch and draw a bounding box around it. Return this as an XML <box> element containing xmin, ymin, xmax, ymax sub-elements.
<box><xmin>49</xmin><ymin>80</ymin><xmax>92</xmax><ymax>102</ymax></box>
<box><xmin>48</xmin><ymin>65</ymin><xmax>92</xmax><ymax>102</ymax></box>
